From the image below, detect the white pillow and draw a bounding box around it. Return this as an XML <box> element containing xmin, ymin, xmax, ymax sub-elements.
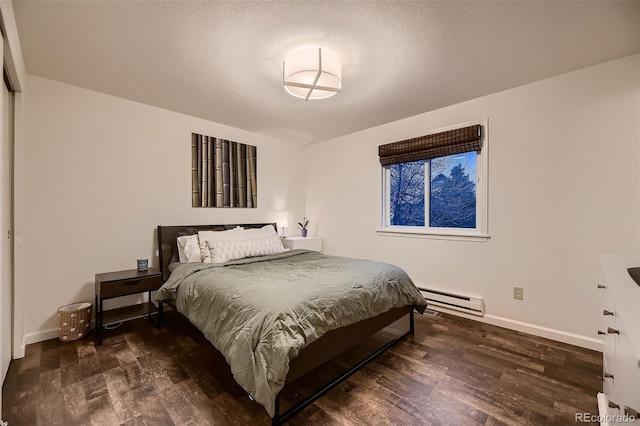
<box><xmin>198</xmin><ymin>226</ymin><xmax>244</xmax><ymax>244</ymax></box>
<box><xmin>209</xmin><ymin>234</ymin><xmax>285</xmax><ymax>263</ymax></box>
<box><xmin>176</xmin><ymin>235</ymin><xmax>202</xmax><ymax>263</ymax></box>
<box><xmin>244</xmin><ymin>224</ymin><xmax>278</xmax><ymax>239</ymax></box>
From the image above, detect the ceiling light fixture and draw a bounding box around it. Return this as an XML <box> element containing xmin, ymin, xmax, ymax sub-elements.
<box><xmin>283</xmin><ymin>47</ymin><xmax>341</xmax><ymax>101</ymax></box>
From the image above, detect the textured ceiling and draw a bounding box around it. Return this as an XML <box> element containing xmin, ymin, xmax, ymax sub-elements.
<box><xmin>13</xmin><ymin>1</ymin><xmax>640</xmax><ymax>144</ymax></box>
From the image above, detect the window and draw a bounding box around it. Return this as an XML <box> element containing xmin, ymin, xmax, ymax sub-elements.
<box><xmin>379</xmin><ymin>123</ymin><xmax>488</xmax><ymax>239</ymax></box>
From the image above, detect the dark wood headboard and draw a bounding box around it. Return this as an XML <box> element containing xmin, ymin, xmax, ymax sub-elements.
<box><xmin>157</xmin><ymin>223</ymin><xmax>277</xmax><ymax>281</ymax></box>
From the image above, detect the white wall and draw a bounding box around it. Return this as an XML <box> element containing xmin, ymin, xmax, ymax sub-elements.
<box><xmin>305</xmin><ymin>54</ymin><xmax>640</xmax><ymax>349</ymax></box>
<box><xmin>20</xmin><ymin>75</ymin><xmax>306</xmax><ymax>341</ymax></box>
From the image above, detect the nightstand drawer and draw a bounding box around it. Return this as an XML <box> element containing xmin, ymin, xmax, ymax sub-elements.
<box><xmin>95</xmin><ymin>269</ymin><xmax>162</xmax><ymax>299</ymax></box>
<box><xmin>100</xmin><ymin>275</ymin><xmax>161</xmax><ymax>299</ymax></box>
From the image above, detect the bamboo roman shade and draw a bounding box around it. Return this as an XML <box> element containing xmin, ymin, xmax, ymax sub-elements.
<box><xmin>378</xmin><ymin>124</ymin><xmax>482</xmax><ymax>166</ymax></box>
<box><xmin>191</xmin><ymin>133</ymin><xmax>257</xmax><ymax>208</ymax></box>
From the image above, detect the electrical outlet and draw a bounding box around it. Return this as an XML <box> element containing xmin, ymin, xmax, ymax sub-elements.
<box><xmin>513</xmin><ymin>287</ymin><xmax>524</xmax><ymax>300</ymax></box>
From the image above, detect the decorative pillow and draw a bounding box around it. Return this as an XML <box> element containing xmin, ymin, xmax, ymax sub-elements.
<box><xmin>176</xmin><ymin>234</ymin><xmax>202</xmax><ymax>263</ymax></box>
<box><xmin>200</xmin><ymin>240</ymin><xmax>212</xmax><ymax>263</ymax></box>
<box><xmin>198</xmin><ymin>226</ymin><xmax>244</xmax><ymax>260</ymax></box>
<box><xmin>209</xmin><ymin>234</ymin><xmax>285</xmax><ymax>263</ymax></box>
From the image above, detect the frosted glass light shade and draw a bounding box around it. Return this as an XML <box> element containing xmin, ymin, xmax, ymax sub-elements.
<box><xmin>283</xmin><ymin>47</ymin><xmax>341</xmax><ymax>101</ymax></box>
<box><xmin>276</xmin><ymin>211</ymin><xmax>289</xmax><ymax>228</ymax></box>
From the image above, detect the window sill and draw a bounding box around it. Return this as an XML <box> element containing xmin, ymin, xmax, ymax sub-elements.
<box><xmin>376</xmin><ymin>228</ymin><xmax>490</xmax><ymax>242</ymax></box>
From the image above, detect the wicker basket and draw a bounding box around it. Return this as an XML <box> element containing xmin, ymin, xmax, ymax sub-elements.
<box><xmin>57</xmin><ymin>302</ymin><xmax>92</xmax><ymax>342</ymax></box>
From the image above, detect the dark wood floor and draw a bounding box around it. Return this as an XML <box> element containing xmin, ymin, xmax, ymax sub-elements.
<box><xmin>2</xmin><ymin>310</ymin><xmax>602</xmax><ymax>425</ymax></box>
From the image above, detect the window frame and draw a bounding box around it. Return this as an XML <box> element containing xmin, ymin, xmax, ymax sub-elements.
<box><xmin>378</xmin><ymin>120</ymin><xmax>489</xmax><ymax>241</ymax></box>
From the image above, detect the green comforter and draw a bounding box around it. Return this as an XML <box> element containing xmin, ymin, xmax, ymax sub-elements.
<box><xmin>155</xmin><ymin>249</ymin><xmax>427</xmax><ymax>416</ymax></box>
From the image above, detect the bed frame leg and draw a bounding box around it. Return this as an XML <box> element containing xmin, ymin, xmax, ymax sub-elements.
<box><xmin>409</xmin><ymin>309</ymin><xmax>415</xmax><ymax>334</ymax></box>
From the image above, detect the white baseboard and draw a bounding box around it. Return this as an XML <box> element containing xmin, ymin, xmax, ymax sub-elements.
<box><xmin>428</xmin><ymin>305</ymin><xmax>603</xmax><ymax>352</ymax></box>
<box><xmin>18</xmin><ymin>324</ymin><xmax>93</xmax><ymax>358</ymax></box>
<box><xmin>18</xmin><ymin>317</ymin><xmax>102</xmax><ymax>358</ymax></box>
<box><xmin>22</xmin><ymin>328</ymin><xmax>59</xmax><ymax>349</ymax></box>
<box><xmin>483</xmin><ymin>314</ymin><xmax>603</xmax><ymax>352</ymax></box>
<box><xmin>14</xmin><ymin>340</ymin><xmax>25</xmax><ymax>359</ymax></box>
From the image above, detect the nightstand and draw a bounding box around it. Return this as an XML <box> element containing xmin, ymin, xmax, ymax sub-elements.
<box><xmin>94</xmin><ymin>268</ymin><xmax>163</xmax><ymax>345</ymax></box>
<box><xmin>282</xmin><ymin>236</ymin><xmax>322</xmax><ymax>252</ymax></box>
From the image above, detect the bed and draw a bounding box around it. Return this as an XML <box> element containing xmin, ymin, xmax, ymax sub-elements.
<box><xmin>155</xmin><ymin>223</ymin><xmax>427</xmax><ymax>424</ymax></box>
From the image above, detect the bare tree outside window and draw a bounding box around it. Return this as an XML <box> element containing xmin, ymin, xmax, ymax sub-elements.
<box><xmin>429</xmin><ymin>153</ymin><xmax>476</xmax><ymax>228</ymax></box>
<box><xmin>390</xmin><ymin>160</ymin><xmax>425</xmax><ymax>226</ymax></box>
<box><xmin>389</xmin><ymin>152</ymin><xmax>477</xmax><ymax>229</ymax></box>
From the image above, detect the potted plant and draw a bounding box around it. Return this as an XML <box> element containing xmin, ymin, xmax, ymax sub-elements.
<box><xmin>298</xmin><ymin>217</ymin><xmax>309</xmax><ymax>237</ymax></box>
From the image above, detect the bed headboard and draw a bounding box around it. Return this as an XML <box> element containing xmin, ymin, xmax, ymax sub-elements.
<box><xmin>157</xmin><ymin>223</ymin><xmax>277</xmax><ymax>281</ymax></box>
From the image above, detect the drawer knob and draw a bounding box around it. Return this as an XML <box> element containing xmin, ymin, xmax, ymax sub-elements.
<box><xmin>603</xmin><ymin>372</ymin><xmax>614</xmax><ymax>379</ymax></box>
<box><xmin>598</xmin><ymin>330</ymin><xmax>606</xmax><ymax>335</ymax></box>
<box><xmin>597</xmin><ymin>284</ymin><xmax>606</xmax><ymax>289</ymax></box>
<box><xmin>603</xmin><ymin>310</ymin><xmax>614</xmax><ymax>316</ymax></box>
<box><xmin>607</xmin><ymin>327</ymin><xmax>620</xmax><ymax>335</ymax></box>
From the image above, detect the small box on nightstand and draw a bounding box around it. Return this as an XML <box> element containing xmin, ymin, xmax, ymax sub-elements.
<box><xmin>282</xmin><ymin>236</ymin><xmax>322</xmax><ymax>252</ymax></box>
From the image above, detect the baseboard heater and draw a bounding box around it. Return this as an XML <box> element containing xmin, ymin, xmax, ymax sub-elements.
<box><xmin>418</xmin><ymin>287</ymin><xmax>484</xmax><ymax>317</ymax></box>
